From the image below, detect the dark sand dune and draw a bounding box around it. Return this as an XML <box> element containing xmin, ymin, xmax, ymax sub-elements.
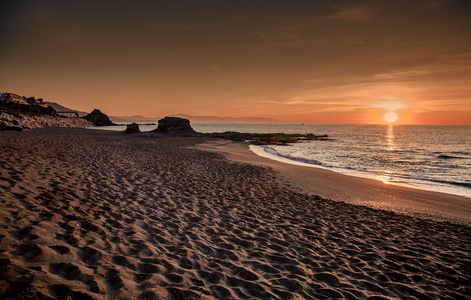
<box><xmin>0</xmin><ymin>128</ymin><xmax>470</xmax><ymax>299</ymax></box>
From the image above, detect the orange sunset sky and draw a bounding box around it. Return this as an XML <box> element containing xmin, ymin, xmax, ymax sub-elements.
<box><xmin>1</xmin><ymin>0</ymin><xmax>470</xmax><ymax>124</ymax></box>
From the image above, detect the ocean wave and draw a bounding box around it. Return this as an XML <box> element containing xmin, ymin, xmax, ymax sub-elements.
<box><xmin>451</xmin><ymin>151</ymin><xmax>471</xmax><ymax>156</ymax></box>
<box><xmin>262</xmin><ymin>146</ymin><xmax>324</xmax><ymax>166</ymax></box>
<box><xmin>249</xmin><ymin>124</ymin><xmax>471</xmax><ymax>198</ymax></box>
<box><xmin>437</xmin><ymin>154</ymin><xmax>467</xmax><ymax>160</ymax></box>
<box><xmin>429</xmin><ymin>179</ymin><xmax>471</xmax><ymax>189</ymax></box>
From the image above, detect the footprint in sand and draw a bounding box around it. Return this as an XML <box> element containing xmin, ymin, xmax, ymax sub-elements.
<box><xmin>79</xmin><ymin>246</ymin><xmax>102</xmax><ymax>266</ymax></box>
<box><xmin>49</xmin><ymin>262</ymin><xmax>82</xmax><ymax>281</ymax></box>
<box><xmin>14</xmin><ymin>243</ymin><xmax>43</xmax><ymax>261</ymax></box>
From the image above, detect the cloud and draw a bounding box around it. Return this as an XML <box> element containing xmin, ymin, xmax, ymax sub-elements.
<box><xmin>371</xmin><ymin>100</ymin><xmax>409</xmax><ymax>112</ymax></box>
<box><xmin>373</xmin><ymin>68</ymin><xmax>432</xmax><ymax>80</ymax></box>
<box><xmin>421</xmin><ymin>0</ymin><xmax>449</xmax><ymax>10</ymax></box>
<box><xmin>373</xmin><ymin>53</ymin><xmax>471</xmax><ymax>81</ymax></box>
<box><xmin>330</xmin><ymin>5</ymin><xmax>372</xmax><ymax>22</ymax></box>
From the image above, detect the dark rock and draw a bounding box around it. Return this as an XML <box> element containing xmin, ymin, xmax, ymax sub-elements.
<box><xmin>82</xmin><ymin>109</ymin><xmax>116</xmax><ymax>126</ymax></box>
<box><xmin>204</xmin><ymin>132</ymin><xmax>330</xmax><ymax>145</ymax></box>
<box><xmin>141</xmin><ymin>116</ymin><xmax>329</xmax><ymax>144</ymax></box>
<box><xmin>0</xmin><ymin>122</ymin><xmax>22</xmax><ymax>131</ymax></box>
<box><xmin>152</xmin><ymin>117</ymin><xmax>197</xmax><ymax>136</ymax></box>
<box><xmin>124</xmin><ymin>122</ymin><xmax>140</xmax><ymax>134</ymax></box>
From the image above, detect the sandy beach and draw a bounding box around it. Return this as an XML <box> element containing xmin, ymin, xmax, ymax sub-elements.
<box><xmin>1</xmin><ymin>128</ymin><xmax>470</xmax><ymax>299</ymax></box>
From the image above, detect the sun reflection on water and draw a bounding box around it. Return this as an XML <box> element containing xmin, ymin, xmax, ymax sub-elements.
<box><xmin>376</xmin><ymin>174</ymin><xmax>392</xmax><ymax>184</ymax></box>
<box><xmin>386</xmin><ymin>124</ymin><xmax>395</xmax><ymax>151</ymax></box>
<box><xmin>376</xmin><ymin>125</ymin><xmax>396</xmax><ymax>184</ymax></box>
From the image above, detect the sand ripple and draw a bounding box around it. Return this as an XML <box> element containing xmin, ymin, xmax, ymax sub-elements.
<box><xmin>0</xmin><ymin>128</ymin><xmax>470</xmax><ymax>299</ymax></box>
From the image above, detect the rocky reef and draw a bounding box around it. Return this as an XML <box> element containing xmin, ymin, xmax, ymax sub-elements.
<box><xmin>137</xmin><ymin>116</ymin><xmax>328</xmax><ymax>145</ymax></box>
<box><xmin>206</xmin><ymin>131</ymin><xmax>330</xmax><ymax>145</ymax></box>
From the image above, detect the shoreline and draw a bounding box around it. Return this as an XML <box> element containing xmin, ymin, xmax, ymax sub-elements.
<box><xmin>249</xmin><ymin>144</ymin><xmax>471</xmax><ymax>200</ymax></box>
<box><xmin>198</xmin><ymin>140</ymin><xmax>471</xmax><ymax>225</ymax></box>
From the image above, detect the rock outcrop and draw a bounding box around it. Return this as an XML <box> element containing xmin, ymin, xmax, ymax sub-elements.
<box><xmin>146</xmin><ymin>116</ymin><xmax>328</xmax><ymax>143</ymax></box>
<box><xmin>0</xmin><ymin>112</ymin><xmax>93</xmax><ymax>130</ymax></box>
<box><xmin>124</xmin><ymin>122</ymin><xmax>140</xmax><ymax>134</ymax></box>
<box><xmin>152</xmin><ymin>117</ymin><xmax>197</xmax><ymax>136</ymax></box>
<box><xmin>82</xmin><ymin>109</ymin><xmax>116</xmax><ymax>126</ymax></box>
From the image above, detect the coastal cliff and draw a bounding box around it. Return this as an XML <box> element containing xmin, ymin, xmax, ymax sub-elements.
<box><xmin>0</xmin><ymin>92</ymin><xmax>95</xmax><ymax>130</ymax></box>
<box><xmin>0</xmin><ymin>112</ymin><xmax>93</xmax><ymax>131</ymax></box>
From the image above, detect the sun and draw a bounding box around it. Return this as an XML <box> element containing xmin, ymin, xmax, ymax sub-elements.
<box><xmin>373</xmin><ymin>100</ymin><xmax>407</xmax><ymax>123</ymax></box>
<box><xmin>383</xmin><ymin>111</ymin><xmax>398</xmax><ymax>123</ymax></box>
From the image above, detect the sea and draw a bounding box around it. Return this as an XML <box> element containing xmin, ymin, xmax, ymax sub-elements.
<box><xmin>96</xmin><ymin>123</ymin><xmax>471</xmax><ymax>198</ymax></box>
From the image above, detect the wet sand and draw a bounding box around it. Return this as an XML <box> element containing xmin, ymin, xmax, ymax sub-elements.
<box><xmin>198</xmin><ymin>140</ymin><xmax>471</xmax><ymax>225</ymax></box>
<box><xmin>0</xmin><ymin>128</ymin><xmax>470</xmax><ymax>299</ymax></box>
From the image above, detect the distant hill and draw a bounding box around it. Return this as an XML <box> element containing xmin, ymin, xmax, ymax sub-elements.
<box><xmin>109</xmin><ymin>114</ymin><xmax>279</xmax><ymax>124</ymax></box>
<box><xmin>45</xmin><ymin>102</ymin><xmax>88</xmax><ymax>116</ymax></box>
<box><xmin>45</xmin><ymin>102</ymin><xmax>278</xmax><ymax>124</ymax></box>
<box><xmin>170</xmin><ymin>114</ymin><xmax>279</xmax><ymax>123</ymax></box>
<box><xmin>109</xmin><ymin>115</ymin><xmax>158</xmax><ymax>124</ymax></box>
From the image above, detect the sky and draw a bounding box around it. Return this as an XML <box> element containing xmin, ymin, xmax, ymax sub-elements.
<box><xmin>1</xmin><ymin>0</ymin><xmax>470</xmax><ymax>124</ymax></box>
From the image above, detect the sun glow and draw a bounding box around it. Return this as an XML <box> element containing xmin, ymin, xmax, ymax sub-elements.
<box><xmin>376</xmin><ymin>175</ymin><xmax>391</xmax><ymax>184</ymax></box>
<box><xmin>383</xmin><ymin>111</ymin><xmax>398</xmax><ymax>123</ymax></box>
<box><xmin>372</xmin><ymin>100</ymin><xmax>408</xmax><ymax>124</ymax></box>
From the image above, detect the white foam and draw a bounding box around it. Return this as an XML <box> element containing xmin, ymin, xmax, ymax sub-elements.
<box><xmin>249</xmin><ymin>145</ymin><xmax>471</xmax><ymax>199</ymax></box>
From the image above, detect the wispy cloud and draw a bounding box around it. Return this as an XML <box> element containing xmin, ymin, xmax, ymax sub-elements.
<box><xmin>330</xmin><ymin>5</ymin><xmax>372</xmax><ymax>22</ymax></box>
<box><xmin>371</xmin><ymin>100</ymin><xmax>409</xmax><ymax>111</ymax></box>
<box><xmin>373</xmin><ymin>53</ymin><xmax>471</xmax><ymax>80</ymax></box>
<box><xmin>373</xmin><ymin>68</ymin><xmax>432</xmax><ymax>80</ymax></box>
